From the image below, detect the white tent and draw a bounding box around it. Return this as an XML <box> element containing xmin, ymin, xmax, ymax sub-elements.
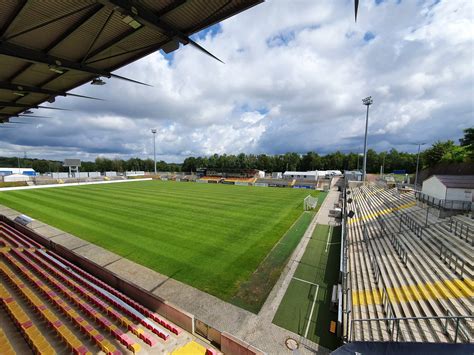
<box><xmin>3</xmin><ymin>174</ymin><xmax>30</xmax><ymax>182</ymax></box>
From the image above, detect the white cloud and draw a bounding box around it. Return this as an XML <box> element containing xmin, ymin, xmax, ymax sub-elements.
<box><xmin>1</xmin><ymin>0</ymin><xmax>472</xmax><ymax>161</ymax></box>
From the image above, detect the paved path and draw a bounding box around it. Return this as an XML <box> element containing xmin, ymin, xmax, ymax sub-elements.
<box><xmin>0</xmin><ymin>186</ymin><xmax>342</xmax><ymax>354</ymax></box>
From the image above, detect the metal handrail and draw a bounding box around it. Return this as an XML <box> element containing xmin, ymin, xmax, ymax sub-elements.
<box><xmin>350</xmin><ymin>315</ymin><xmax>474</xmax><ymax>343</ymax></box>
<box><xmin>415</xmin><ymin>191</ymin><xmax>473</xmax><ymax>212</ymax></box>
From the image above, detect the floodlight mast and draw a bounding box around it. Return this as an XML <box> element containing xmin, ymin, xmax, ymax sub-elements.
<box><xmin>361</xmin><ymin>96</ymin><xmax>373</xmax><ymax>183</ymax></box>
<box><xmin>151</xmin><ymin>129</ymin><xmax>157</xmax><ymax>175</ymax></box>
<box><xmin>414</xmin><ymin>142</ymin><xmax>426</xmax><ymax>190</ymax></box>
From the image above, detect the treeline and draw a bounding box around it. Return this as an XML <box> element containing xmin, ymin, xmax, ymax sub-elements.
<box><xmin>181</xmin><ymin>127</ymin><xmax>473</xmax><ymax>173</ymax></box>
<box><xmin>181</xmin><ymin>150</ymin><xmax>417</xmax><ymax>173</ymax></box>
<box><xmin>1</xmin><ymin>127</ymin><xmax>472</xmax><ymax>174</ymax></box>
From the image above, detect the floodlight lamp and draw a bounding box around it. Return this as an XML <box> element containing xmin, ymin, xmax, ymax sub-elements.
<box><xmin>47</xmin><ymin>96</ymin><xmax>56</xmax><ymax>103</ymax></box>
<box><xmin>151</xmin><ymin>129</ymin><xmax>157</xmax><ymax>134</ymax></box>
<box><xmin>362</xmin><ymin>96</ymin><xmax>373</xmax><ymax>106</ymax></box>
<box><xmin>122</xmin><ymin>15</ymin><xmax>142</xmax><ymax>29</ymax></box>
<box><xmin>48</xmin><ymin>65</ymin><xmax>64</xmax><ymax>74</ymax></box>
<box><xmin>91</xmin><ymin>78</ymin><xmax>106</xmax><ymax>86</ymax></box>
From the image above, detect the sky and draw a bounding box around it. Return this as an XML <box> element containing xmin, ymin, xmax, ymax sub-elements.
<box><xmin>0</xmin><ymin>0</ymin><xmax>472</xmax><ymax>163</ymax></box>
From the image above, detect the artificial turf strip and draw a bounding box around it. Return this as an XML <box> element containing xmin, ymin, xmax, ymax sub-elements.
<box><xmin>272</xmin><ymin>224</ymin><xmax>342</xmax><ymax>350</ymax></box>
<box><xmin>0</xmin><ymin>180</ymin><xmax>322</xmax><ymax>306</ymax></box>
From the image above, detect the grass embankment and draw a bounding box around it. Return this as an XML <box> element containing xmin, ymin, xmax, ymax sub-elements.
<box><xmin>0</xmin><ymin>180</ymin><xmax>323</xmax><ymax>308</ymax></box>
<box><xmin>0</xmin><ymin>181</ymin><xmax>28</xmax><ymax>188</ymax></box>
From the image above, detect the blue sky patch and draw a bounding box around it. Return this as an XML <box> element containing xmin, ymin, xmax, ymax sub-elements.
<box><xmin>266</xmin><ymin>30</ymin><xmax>296</xmax><ymax>47</ymax></box>
<box><xmin>192</xmin><ymin>24</ymin><xmax>223</xmax><ymax>41</ymax></box>
<box><xmin>363</xmin><ymin>31</ymin><xmax>376</xmax><ymax>42</ymax></box>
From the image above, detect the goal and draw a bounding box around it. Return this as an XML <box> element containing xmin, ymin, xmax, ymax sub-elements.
<box><xmin>304</xmin><ymin>195</ymin><xmax>318</xmax><ymax>211</ymax></box>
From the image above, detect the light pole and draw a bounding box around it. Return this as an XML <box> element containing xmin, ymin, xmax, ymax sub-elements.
<box><xmin>381</xmin><ymin>152</ymin><xmax>386</xmax><ymax>177</ymax></box>
<box><xmin>356</xmin><ymin>152</ymin><xmax>363</xmax><ymax>170</ymax></box>
<box><xmin>414</xmin><ymin>142</ymin><xmax>426</xmax><ymax>190</ymax></box>
<box><xmin>361</xmin><ymin>96</ymin><xmax>373</xmax><ymax>183</ymax></box>
<box><xmin>151</xmin><ymin>129</ymin><xmax>157</xmax><ymax>175</ymax></box>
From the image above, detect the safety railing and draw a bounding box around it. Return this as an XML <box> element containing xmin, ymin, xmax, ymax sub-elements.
<box><xmin>448</xmin><ymin>218</ymin><xmax>473</xmax><ymax>246</ymax></box>
<box><xmin>415</xmin><ymin>192</ymin><xmax>473</xmax><ymax>212</ymax></box>
<box><xmin>439</xmin><ymin>243</ymin><xmax>466</xmax><ymax>279</ymax></box>
<box><xmin>349</xmin><ymin>315</ymin><xmax>474</xmax><ymax>343</ymax></box>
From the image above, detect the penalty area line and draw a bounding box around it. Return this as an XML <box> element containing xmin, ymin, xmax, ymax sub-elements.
<box><xmin>292</xmin><ymin>276</ymin><xmax>318</xmax><ymax>286</ymax></box>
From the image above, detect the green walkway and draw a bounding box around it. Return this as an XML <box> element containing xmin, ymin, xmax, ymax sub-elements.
<box><xmin>272</xmin><ymin>224</ymin><xmax>341</xmax><ymax>350</ymax></box>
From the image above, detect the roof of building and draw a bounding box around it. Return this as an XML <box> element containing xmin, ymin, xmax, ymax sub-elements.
<box><xmin>283</xmin><ymin>171</ymin><xmax>318</xmax><ymax>176</ymax></box>
<box><xmin>434</xmin><ymin>175</ymin><xmax>474</xmax><ymax>189</ymax></box>
<box><xmin>0</xmin><ymin>0</ymin><xmax>262</xmax><ymax>123</ymax></box>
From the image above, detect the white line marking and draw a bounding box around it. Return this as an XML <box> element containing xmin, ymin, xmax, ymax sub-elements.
<box><xmin>292</xmin><ymin>277</ymin><xmax>318</xmax><ymax>286</ymax></box>
<box><xmin>325</xmin><ymin>225</ymin><xmax>333</xmax><ymax>252</ymax></box>
<box><xmin>304</xmin><ymin>284</ymin><xmax>320</xmax><ymax>338</ymax></box>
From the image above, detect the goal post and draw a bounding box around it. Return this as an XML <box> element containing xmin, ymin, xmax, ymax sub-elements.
<box><xmin>304</xmin><ymin>195</ymin><xmax>318</xmax><ymax>211</ymax></box>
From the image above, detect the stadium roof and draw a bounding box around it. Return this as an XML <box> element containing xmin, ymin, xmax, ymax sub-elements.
<box><xmin>434</xmin><ymin>175</ymin><xmax>474</xmax><ymax>189</ymax></box>
<box><xmin>0</xmin><ymin>0</ymin><xmax>262</xmax><ymax>123</ymax></box>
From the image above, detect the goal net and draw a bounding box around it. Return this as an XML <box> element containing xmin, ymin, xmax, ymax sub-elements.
<box><xmin>304</xmin><ymin>195</ymin><xmax>318</xmax><ymax>211</ymax></box>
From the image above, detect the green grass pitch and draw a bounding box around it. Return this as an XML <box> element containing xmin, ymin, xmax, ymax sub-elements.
<box><xmin>0</xmin><ymin>180</ymin><xmax>322</xmax><ymax>306</ymax></box>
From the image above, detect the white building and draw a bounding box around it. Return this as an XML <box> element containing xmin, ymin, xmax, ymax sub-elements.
<box><xmin>0</xmin><ymin>167</ymin><xmax>36</xmax><ymax>176</ymax></box>
<box><xmin>283</xmin><ymin>171</ymin><xmax>318</xmax><ymax>181</ymax></box>
<box><xmin>3</xmin><ymin>173</ymin><xmax>30</xmax><ymax>182</ymax></box>
<box><xmin>422</xmin><ymin>175</ymin><xmax>474</xmax><ymax>202</ymax></box>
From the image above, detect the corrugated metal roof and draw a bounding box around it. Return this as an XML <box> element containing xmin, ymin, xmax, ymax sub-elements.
<box><xmin>0</xmin><ymin>0</ymin><xmax>263</xmax><ymax>124</ymax></box>
<box><xmin>435</xmin><ymin>175</ymin><xmax>474</xmax><ymax>189</ymax></box>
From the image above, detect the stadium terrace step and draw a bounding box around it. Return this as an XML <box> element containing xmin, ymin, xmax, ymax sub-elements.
<box><xmin>346</xmin><ymin>184</ymin><xmax>474</xmax><ymax>343</ymax></box>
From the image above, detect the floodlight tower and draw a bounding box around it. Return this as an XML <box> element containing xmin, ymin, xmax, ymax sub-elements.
<box><xmin>151</xmin><ymin>129</ymin><xmax>157</xmax><ymax>175</ymax></box>
<box><xmin>413</xmin><ymin>142</ymin><xmax>426</xmax><ymax>190</ymax></box>
<box><xmin>361</xmin><ymin>96</ymin><xmax>373</xmax><ymax>183</ymax></box>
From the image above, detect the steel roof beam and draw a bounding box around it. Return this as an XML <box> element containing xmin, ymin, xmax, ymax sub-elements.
<box><xmin>0</xmin><ymin>0</ymin><xmax>28</xmax><ymax>38</ymax></box>
<box><xmin>0</xmin><ymin>42</ymin><xmax>150</xmax><ymax>86</ymax></box>
<box><xmin>0</xmin><ymin>81</ymin><xmax>103</xmax><ymax>100</ymax></box>
<box><xmin>0</xmin><ymin>101</ymin><xmax>68</xmax><ymax>111</ymax></box>
<box><xmin>85</xmin><ymin>0</ymin><xmax>187</xmax><ymax>63</ymax></box>
<box><xmin>99</xmin><ymin>0</ymin><xmax>224</xmax><ymax>63</ymax></box>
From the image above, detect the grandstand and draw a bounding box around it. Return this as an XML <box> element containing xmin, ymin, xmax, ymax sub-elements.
<box><xmin>0</xmin><ymin>219</ymin><xmax>218</xmax><ymax>354</ymax></box>
<box><xmin>341</xmin><ymin>182</ymin><xmax>473</xmax><ymax>345</ymax></box>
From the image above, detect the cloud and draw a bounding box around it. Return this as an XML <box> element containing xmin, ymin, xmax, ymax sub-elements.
<box><xmin>0</xmin><ymin>0</ymin><xmax>472</xmax><ymax>162</ymax></box>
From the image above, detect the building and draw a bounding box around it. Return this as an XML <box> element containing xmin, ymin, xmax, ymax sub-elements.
<box><xmin>344</xmin><ymin>170</ymin><xmax>363</xmax><ymax>182</ymax></box>
<box><xmin>0</xmin><ymin>168</ymin><xmax>36</xmax><ymax>176</ymax></box>
<box><xmin>283</xmin><ymin>171</ymin><xmax>318</xmax><ymax>181</ymax></box>
<box><xmin>3</xmin><ymin>174</ymin><xmax>31</xmax><ymax>182</ymax></box>
<box><xmin>421</xmin><ymin>175</ymin><xmax>474</xmax><ymax>202</ymax></box>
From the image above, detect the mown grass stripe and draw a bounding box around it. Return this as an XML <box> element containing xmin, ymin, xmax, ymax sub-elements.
<box><xmin>0</xmin><ymin>180</ymin><xmax>323</xmax><ymax>303</ymax></box>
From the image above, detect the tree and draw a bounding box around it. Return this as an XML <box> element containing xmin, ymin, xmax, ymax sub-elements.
<box><xmin>460</xmin><ymin>127</ymin><xmax>474</xmax><ymax>160</ymax></box>
<box><xmin>422</xmin><ymin>140</ymin><xmax>465</xmax><ymax>168</ymax></box>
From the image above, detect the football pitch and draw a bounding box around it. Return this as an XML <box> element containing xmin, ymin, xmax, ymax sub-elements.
<box><xmin>0</xmin><ymin>180</ymin><xmax>324</xmax><ymax>310</ymax></box>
